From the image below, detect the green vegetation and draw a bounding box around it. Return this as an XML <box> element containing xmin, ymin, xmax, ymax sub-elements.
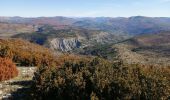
<box><xmin>77</xmin><ymin>43</ymin><xmax>116</xmax><ymax>60</ymax></box>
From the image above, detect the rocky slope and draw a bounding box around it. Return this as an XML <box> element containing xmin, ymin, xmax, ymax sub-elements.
<box><xmin>49</xmin><ymin>31</ymin><xmax>127</xmax><ymax>51</ymax></box>
<box><xmin>49</xmin><ymin>38</ymin><xmax>81</xmax><ymax>51</ymax></box>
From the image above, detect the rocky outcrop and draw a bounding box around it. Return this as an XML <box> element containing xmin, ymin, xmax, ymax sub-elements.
<box><xmin>50</xmin><ymin>38</ymin><xmax>81</xmax><ymax>51</ymax></box>
<box><xmin>49</xmin><ymin>32</ymin><xmax>128</xmax><ymax>52</ymax></box>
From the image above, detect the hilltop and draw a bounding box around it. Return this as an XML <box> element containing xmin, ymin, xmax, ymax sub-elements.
<box><xmin>113</xmin><ymin>31</ymin><xmax>170</xmax><ymax>66</ymax></box>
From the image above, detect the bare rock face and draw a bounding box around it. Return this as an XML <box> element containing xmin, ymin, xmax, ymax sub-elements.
<box><xmin>50</xmin><ymin>38</ymin><xmax>81</xmax><ymax>51</ymax></box>
<box><xmin>49</xmin><ymin>31</ymin><xmax>128</xmax><ymax>52</ymax></box>
<box><xmin>49</xmin><ymin>32</ymin><xmax>113</xmax><ymax>52</ymax></box>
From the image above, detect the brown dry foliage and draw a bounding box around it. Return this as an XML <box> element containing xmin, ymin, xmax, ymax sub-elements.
<box><xmin>0</xmin><ymin>57</ymin><xmax>18</xmax><ymax>81</ymax></box>
<box><xmin>32</xmin><ymin>55</ymin><xmax>170</xmax><ymax>100</ymax></box>
<box><xmin>0</xmin><ymin>39</ymin><xmax>57</xmax><ymax>67</ymax></box>
<box><xmin>55</xmin><ymin>54</ymin><xmax>92</xmax><ymax>67</ymax></box>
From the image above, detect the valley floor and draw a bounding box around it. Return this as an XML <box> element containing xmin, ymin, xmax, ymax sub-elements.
<box><xmin>0</xmin><ymin>67</ymin><xmax>36</xmax><ymax>100</ymax></box>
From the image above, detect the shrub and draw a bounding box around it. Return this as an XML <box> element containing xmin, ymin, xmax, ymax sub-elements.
<box><xmin>0</xmin><ymin>39</ymin><xmax>57</xmax><ymax>67</ymax></box>
<box><xmin>0</xmin><ymin>57</ymin><xmax>18</xmax><ymax>81</ymax></box>
<box><xmin>32</xmin><ymin>57</ymin><xmax>170</xmax><ymax>100</ymax></box>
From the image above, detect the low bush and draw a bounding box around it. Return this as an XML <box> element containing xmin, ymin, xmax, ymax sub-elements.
<box><xmin>0</xmin><ymin>57</ymin><xmax>18</xmax><ymax>81</ymax></box>
<box><xmin>32</xmin><ymin>56</ymin><xmax>170</xmax><ymax>100</ymax></box>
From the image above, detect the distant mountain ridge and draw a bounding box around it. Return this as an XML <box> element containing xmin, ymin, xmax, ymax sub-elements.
<box><xmin>1</xmin><ymin>16</ymin><xmax>170</xmax><ymax>34</ymax></box>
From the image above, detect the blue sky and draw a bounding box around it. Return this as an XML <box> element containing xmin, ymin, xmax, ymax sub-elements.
<box><xmin>0</xmin><ymin>0</ymin><xmax>170</xmax><ymax>17</ymax></box>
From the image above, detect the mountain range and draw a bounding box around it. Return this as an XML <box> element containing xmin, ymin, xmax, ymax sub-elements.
<box><xmin>1</xmin><ymin>16</ymin><xmax>170</xmax><ymax>51</ymax></box>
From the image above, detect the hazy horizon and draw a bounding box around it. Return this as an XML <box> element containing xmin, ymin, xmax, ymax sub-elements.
<box><xmin>1</xmin><ymin>0</ymin><xmax>170</xmax><ymax>17</ymax></box>
<box><xmin>1</xmin><ymin>16</ymin><xmax>170</xmax><ymax>18</ymax></box>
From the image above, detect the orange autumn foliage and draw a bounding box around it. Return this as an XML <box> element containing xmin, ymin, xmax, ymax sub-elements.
<box><xmin>0</xmin><ymin>57</ymin><xmax>18</xmax><ymax>81</ymax></box>
<box><xmin>55</xmin><ymin>54</ymin><xmax>92</xmax><ymax>67</ymax></box>
<box><xmin>0</xmin><ymin>39</ymin><xmax>57</xmax><ymax>67</ymax></box>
